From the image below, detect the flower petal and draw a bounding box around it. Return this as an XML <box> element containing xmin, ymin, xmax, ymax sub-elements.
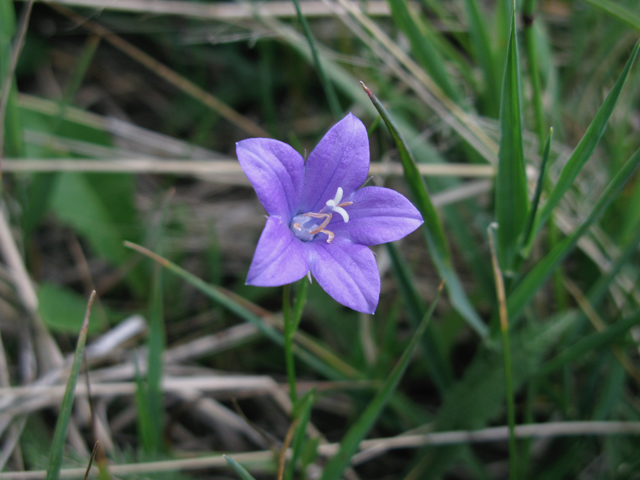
<box><xmin>300</xmin><ymin>113</ymin><xmax>370</xmax><ymax>213</ymax></box>
<box><xmin>237</xmin><ymin>138</ymin><xmax>304</xmax><ymax>219</ymax></box>
<box><xmin>307</xmin><ymin>237</ymin><xmax>379</xmax><ymax>314</ymax></box>
<box><xmin>330</xmin><ymin>186</ymin><xmax>424</xmax><ymax>246</ymax></box>
<box><xmin>247</xmin><ymin>216</ymin><xmax>308</xmax><ymax>286</ymax></box>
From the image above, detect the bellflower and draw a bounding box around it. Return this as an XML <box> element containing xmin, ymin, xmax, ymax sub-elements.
<box><xmin>237</xmin><ymin>113</ymin><xmax>423</xmax><ymax>314</ymax></box>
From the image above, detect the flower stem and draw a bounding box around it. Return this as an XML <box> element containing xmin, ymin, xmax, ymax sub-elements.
<box><xmin>283</xmin><ymin>284</ymin><xmax>298</xmax><ymax>405</ymax></box>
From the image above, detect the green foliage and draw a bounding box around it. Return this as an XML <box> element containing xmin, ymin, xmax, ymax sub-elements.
<box><xmin>45</xmin><ymin>293</ymin><xmax>94</xmax><ymax>480</ymax></box>
<box><xmin>319</xmin><ymin>286</ymin><xmax>442</xmax><ymax>480</ymax></box>
<box><xmin>38</xmin><ymin>282</ymin><xmax>107</xmax><ymax>333</ymax></box>
<box><xmin>495</xmin><ymin>3</ymin><xmax>529</xmax><ymax>270</ymax></box>
<box><xmin>363</xmin><ymin>83</ymin><xmax>488</xmax><ymax>338</ymax></box>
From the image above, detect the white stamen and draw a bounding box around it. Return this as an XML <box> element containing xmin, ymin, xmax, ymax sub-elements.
<box><xmin>325</xmin><ymin>187</ymin><xmax>344</xmax><ymax>208</ymax></box>
<box><xmin>332</xmin><ymin>206</ymin><xmax>349</xmax><ymax>223</ymax></box>
<box><xmin>325</xmin><ymin>187</ymin><xmax>349</xmax><ymax>222</ymax></box>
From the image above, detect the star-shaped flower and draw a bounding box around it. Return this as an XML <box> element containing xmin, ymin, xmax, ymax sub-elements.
<box><xmin>237</xmin><ymin>113</ymin><xmax>423</xmax><ymax>314</ymax></box>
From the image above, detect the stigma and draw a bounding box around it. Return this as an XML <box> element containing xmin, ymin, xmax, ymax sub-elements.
<box><xmin>291</xmin><ymin>187</ymin><xmax>353</xmax><ymax>243</ymax></box>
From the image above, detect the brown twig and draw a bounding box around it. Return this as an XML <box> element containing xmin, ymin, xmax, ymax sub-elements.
<box><xmin>277</xmin><ymin>418</ymin><xmax>299</xmax><ymax>480</ymax></box>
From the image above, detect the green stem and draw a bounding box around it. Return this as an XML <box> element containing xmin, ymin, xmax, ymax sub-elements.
<box><xmin>502</xmin><ymin>323</ymin><xmax>518</xmax><ymax>480</ymax></box>
<box><xmin>290</xmin><ymin>0</ymin><xmax>341</xmax><ymax>119</ymax></box>
<box><xmin>283</xmin><ymin>284</ymin><xmax>298</xmax><ymax>405</ymax></box>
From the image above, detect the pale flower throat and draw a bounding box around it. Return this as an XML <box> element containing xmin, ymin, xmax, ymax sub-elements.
<box><xmin>290</xmin><ymin>187</ymin><xmax>353</xmax><ymax>243</ymax></box>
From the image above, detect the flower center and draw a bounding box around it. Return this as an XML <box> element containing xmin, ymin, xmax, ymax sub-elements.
<box><xmin>290</xmin><ymin>187</ymin><xmax>353</xmax><ymax>243</ymax></box>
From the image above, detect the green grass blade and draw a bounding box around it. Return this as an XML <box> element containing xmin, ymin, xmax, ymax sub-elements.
<box><xmin>587</xmin><ymin>218</ymin><xmax>640</xmax><ymax>308</ymax></box>
<box><xmin>123</xmin><ymin>242</ymin><xmax>359</xmax><ymax>381</ymax></box>
<box><xmin>362</xmin><ymin>83</ymin><xmax>488</xmax><ymax>338</ymax></box>
<box><xmin>387</xmin><ymin>0</ymin><xmax>461</xmax><ymax>102</ymax></box>
<box><xmin>519</xmin><ymin>127</ymin><xmax>553</xmax><ymax>253</ymax></box>
<box><xmin>224</xmin><ymin>455</ymin><xmax>258</xmax><ymax>480</ymax></box>
<box><xmin>530</xmin><ymin>41</ymin><xmax>640</xmax><ymax>242</ymax></box>
<box><xmin>463</xmin><ymin>0</ymin><xmax>500</xmax><ymax>117</ymax></box>
<box><xmin>540</xmin><ymin>310</ymin><xmax>640</xmax><ymax>375</ymax></box>
<box><xmin>386</xmin><ymin>242</ymin><xmax>452</xmax><ymax>392</ymax></box>
<box><xmin>143</xmin><ymin>264</ymin><xmax>165</xmax><ymax>454</ymax></box>
<box><xmin>319</xmin><ymin>283</ymin><xmax>443</xmax><ymax>480</ymax></box>
<box><xmin>582</xmin><ymin>0</ymin><xmax>640</xmax><ymax>32</ymax></box>
<box><xmin>290</xmin><ymin>0</ymin><xmax>341</xmax><ymax>118</ymax></box>
<box><xmin>495</xmin><ymin>2</ymin><xmax>529</xmax><ymax>269</ymax></box>
<box><xmin>508</xmin><ymin>147</ymin><xmax>640</xmax><ymax>321</ymax></box>
<box><xmin>45</xmin><ymin>291</ymin><xmax>96</xmax><ymax>480</ymax></box>
<box><xmin>0</xmin><ymin>0</ymin><xmax>25</xmax><ymax>159</ymax></box>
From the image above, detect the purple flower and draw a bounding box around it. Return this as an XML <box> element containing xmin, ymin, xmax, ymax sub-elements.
<box><xmin>236</xmin><ymin>113</ymin><xmax>423</xmax><ymax>314</ymax></box>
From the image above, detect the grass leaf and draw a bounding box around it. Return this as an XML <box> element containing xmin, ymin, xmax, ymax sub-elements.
<box><xmin>224</xmin><ymin>455</ymin><xmax>258</xmax><ymax>480</ymax></box>
<box><xmin>386</xmin><ymin>242</ymin><xmax>452</xmax><ymax>392</ymax></box>
<box><xmin>509</xmin><ymin>146</ymin><xmax>640</xmax><ymax>321</ymax></box>
<box><xmin>45</xmin><ymin>292</ymin><xmax>96</xmax><ymax>480</ymax></box>
<box><xmin>530</xmin><ymin>41</ymin><xmax>640</xmax><ymax>243</ymax></box>
<box><xmin>463</xmin><ymin>0</ymin><xmax>500</xmax><ymax>117</ymax></box>
<box><xmin>540</xmin><ymin>309</ymin><xmax>640</xmax><ymax>375</ymax></box>
<box><xmin>582</xmin><ymin>0</ymin><xmax>640</xmax><ymax>32</ymax></box>
<box><xmin>362</xmin><ymin>83</ymin><xmax>488</xmax><ymax>338</ymax></box>
<box><xmin>495</xmin><ymin>3</ymin><xmax>529</xmax><ymax>269</ymax></box>
<box><xmin>519</xmin><ymin>127</ymin><xmax>553</xmax><ymax>253</ymax></box>
<box><xmin>387</xmin><ymin>0</ymin><xmax>461</xmax><ymax>102</ymax></box>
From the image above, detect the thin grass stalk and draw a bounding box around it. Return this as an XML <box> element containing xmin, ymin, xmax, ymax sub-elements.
<box><xmin>488</xmin><ymin>224</ymin><xmax>517</xmax><ymax>479</ymax></box>
<box><xmin>285</xmin><ymin>389</ymin><xmax>315</xmax><ymax>480</ymax></box>
<box><xmin>82</xmin><ymin>444</ymin><xmax>99</xmax><ymax>480</ymax></box>
<box><xmin>223</xmin><ymin>455</ymin><xmax>258</xmax><ymax>480</ymax></box>
<box><xmin>290</xmin><ymin>0</ymin><xmax>341</xmax><ymax>118</ymax></box>
<box><xmin>277</xmin><ymin>417</ymin><xmax>298</xmax><ymax>480</ymax></box>
<box><xmin>45</xmin><ymin>291</ymin><xmax>96</xmax><ymax>480</ymax></box>
<box><xmin>283</xmin><ymin>284</ymin><xmax>298</xmax><ymax>404</ymax></box>
<box><xmin>518</xmin><ymin>128</ymin><xmax>553</xmax><ymax>253</ymax></box>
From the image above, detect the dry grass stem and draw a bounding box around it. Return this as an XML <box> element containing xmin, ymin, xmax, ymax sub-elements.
<box><xmin>26</xmin><ymin>0</ymin><xmax>392</xmax><ymax>19</ymax></box>
<box><xmin>328</xmin><ymin>0</ymin><xmax>499</xmax><ymax>162</ymax></box>
<box><xmin>0</xmin><ymin>422</ymin><xmax>639</xmax><ymax>479</ymax></box>
<box><xmin>1</xmin><ymin>159</ymin><xmax>496</xmax><ymax>177</ymax></box>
